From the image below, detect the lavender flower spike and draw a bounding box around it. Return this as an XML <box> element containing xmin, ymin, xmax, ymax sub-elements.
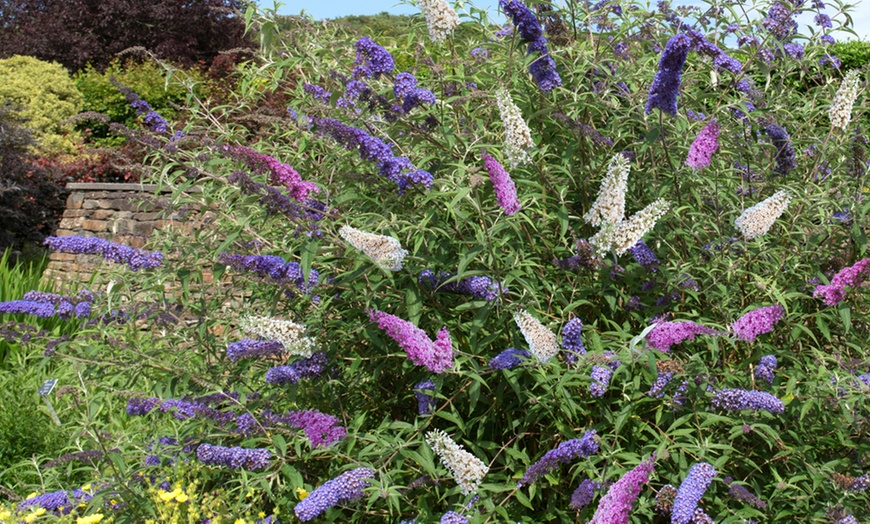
<box><xmin>570</xmin><ymin>478</ymin><xmax>600</xmax><ymax>510</ymax></box>
<box><xmin>368</xmin><ymin>309</ymin><xmax>454</xmax><ymax>373</ymax></box>
<box><xmin>489</xmin><ymin>347</ymin><xmax>531</xmax><ymax>370</ymax></box>
<box><xmin>44</xmin><ymin>236</ymin><xmax>163</xmax><ymax>271</ymax></box>
<box><xmin>482</xmin><ymin>153</ymin><xmax>521</xmax><ymax>215</ymax></box>
<box><xmin>814</xmin><ymin>258</ymin><xmax>870</xmax><ymax>306</ymax></box>
<box><xmin>294</xmin><ymin>467</ymin><xmax>375</xmax><ymax>521</ymax></box>
<box><xmin>685</xmin><ymin>119</ymin><xmax>719</xmax><ymax>170</ymax></box>
<box><xmin>671</xmin><ymin>462</ymin><xmax>716</xmax><ymax>524</ymax></box>
<box><xmin>590</xmin><ymin>365</ymin><xmax>613</xmax><ymax>397</ymax></box>
<box><xmin>711</xmin><ymin>388</ymin><xmax>784</xmax><ymax>414</ymax></box>
<box><xmin>646</xmin><ymin>34</ymin><xmax>691</xmax><ymax>115</ymax></box>
<box><xmin>196</xmin><ymin>444</ymin><xmax>271</xmax><ymax>470</ymax></box>
<box><xmin>518</xmin><ymin>430</ymin><xmax>599</xmax><ymax>487</ymax></box>
<box><xmin>265</xmin><ymin>351</ymin><xmax>328</xmax><ymax>385</ymax></box>
<box><xmin>646</xmin><ymin>320</ymin><xmax>718</xmax><ymax>352</ymax></box>
<box><xmin>415</xmin><ymin>379</ymin><xmax>437</xmax><ymax>415</ymax></box>
<box><xmin>561</xmin><ymin>318</ymin><xmax>586</xmax><ymax>363</ymax></box>
<box><xmin>589</xmin><ymin>454</ymin><xmax>656</xmax><ymax>524</ymax></box>
<box><xmin>755</xmin><ymin>355</ymin><xmax>778</xmax><ymax>384</ymax></box>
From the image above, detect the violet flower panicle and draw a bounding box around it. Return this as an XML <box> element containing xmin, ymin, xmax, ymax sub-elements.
<box><xmin>685</xmin><ymin>119</ymin><xmax>719</xmax><ymax>170</ymax></box>
<box><xmin>293</xmin><ymin>467</ymin><xmax>375</xmax><ymax>521</ymax></box>
<box><xmin>482</xmin><ymin>153</ymin><xmax>521</xmax><ymax>215</ymax></box>
<box><xmin>646</xmin><ymin>34</ymin><xmax>691</xmax><ymax>115</ymax></box>
<box><xmin>518</xmin><ymin>430</ymin><xmax>599</xmax><ymax>487</ymax></box>
<box><xmin>730</xmin><ymin>304</ymin><xmax>785</xmax><ymax>342</ymax></box>
<box><xmin>671</xmin><ymin>462</ymin><xmax>716</xmax><ymax>524</ymax></box>
<box><xmin>368</xmin><ymin>309</ymin><xmax>454</xmax><ymax>373</ymax></box>
<box><xmin>588</xmin><ymin>454</ymin><xmax>656</xmax><ymax>524</ymax></box>
<box><xmin>814</xmin><ymin>258</ymin><xmax>870</xmax><ymax>306</ymax></box>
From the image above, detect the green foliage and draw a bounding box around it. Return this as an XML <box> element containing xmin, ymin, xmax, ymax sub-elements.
<box><xmin>0</xmin><ymin>55</ymin><xmax>82</xmax><ymax>154</ymax></box>
<box><xmin>832</xmin><ymin>40</ymin><xmax>870</xmax><ymax>70</ymax></box>
<box><xmin>4</xmin><ymin>1</ymin><xmax>870</xmax><ymax>523</ymax></box>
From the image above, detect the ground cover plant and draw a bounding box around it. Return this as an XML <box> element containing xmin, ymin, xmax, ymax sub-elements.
<box><xmin>2</xmin><ymin>0</ymin><xmax>870</xmax><ymax>523</ymax></box>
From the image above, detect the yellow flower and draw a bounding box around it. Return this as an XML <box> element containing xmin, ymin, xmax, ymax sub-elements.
<box><xmin>0</xmin><ymin>510</ymin><xmax>11</xmax><ymax>520</ymax></box>
<box><xmin>23</xmin><ymin>514</ymin><xmax>36</xmax><ymax>523</ymax></box>
<box><xmin>258</xmin><ymin>512</ymin><xmax>266</xmax><ymax>518</ymax></box>
<box><xmin>76</xmin><ymin>514</ymin><xmax>104</xmax><ymax>524</ymax></box>
<box><xmin>175</xmin><ymin>493</ymin><xmax>189</xmax><ymax>503</ymax></box>
<box><xmin>34</xmin><ymin>508</ymin><xmax>45</xmax><ymax>516</ymax></box>
<box><xmin>25</xmin><ymin>492</ymin><xmax>37</xmax><ymax>500</ymax></box>
<box><xmin>234</xmin><ymin>520</ymin><xmax>247</xmax><ymax>524</ymax></box>
<box><xmin>82</xmin><ymin>484</ymin><xmax>92</xmax><ymax>491</ymax></box>
<box><xmin>295</xmin><ymin>487</ymin><xmax>309</xmax><ymax>500</ymax></box>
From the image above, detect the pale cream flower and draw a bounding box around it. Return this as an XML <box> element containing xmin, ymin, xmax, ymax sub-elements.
<box><xmin>590</xmin><ymin>199</ymin><xmax>670</xmax><ymax>256</ymax></box>
<box><xmin>830</xmin><ymin>70</ymin><xmax>862</xmax><ymax>130</ymax></box>
<box><xmin>734</xmin><ymin>190</ymin><xmax>790</xmax><ymax>239</ymax></box>
<box><xmin>339</xmin><ymin>225</ymin><xmax>409</xmax><ymax>271</ymax></box>
<box><xmin>495</xmin><ymin>88</ymin><xmax>534</xmax><ymax>167</ymax></box>
<box><xmin>418</xmin><ymin>0</ymin><xmax>460</xmax><ymax>42</ymax></box>
<box><xmin>426</xmin><ymin>429</ymin><xmax>489</xmax><ymax>494</ymax></box>
<box><xmin>240</xmin><ymin>316</ymin><xmax>316</xmax><ymax>357</ymax></box>
<box><xmin>513</xmin><ymin>309</ymin><xmax>560</xmax><ymax>363</ymax></box>
<box><xmin>584</xmin><ymin>154</ymin><xmax>631</xmax><ymax>226</ymax></box>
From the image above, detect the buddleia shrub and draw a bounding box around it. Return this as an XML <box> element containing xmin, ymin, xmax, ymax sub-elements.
<box><xmin>0</xmin><ymin>55</ymin><xmax>83</xmax><ymax>155</ymax></box>
<box><xmin>4</xmin><ymin>0</ymin><xmax>870</xmax><ymax>523</ymax></box>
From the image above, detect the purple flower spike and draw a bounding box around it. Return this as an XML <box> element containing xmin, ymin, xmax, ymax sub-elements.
<box><xmin>353</xmin><ymin>37</ymin><xmax>395</xmax><ymax>78</ymax></box>
<box><xmin>590</xmin><ymin>365</ymin><xmax>613</xmax><ymax>397</ymax></box>
<box><xmin>440</xmin><ymin>511</ymin><xmax>468</xmax><ymax>524</ymax></box>
<box><xmin>686</xmin><ymin>120</ymin><xmax>719</xmax><ymax>170</ymax></box>
<box><xmin>265</xmin><ymin>352</ymin><xmax>328</xmax><ymax>385</ymax></box>
<box><xmin>570</xmin><ymin>478</ymin><xmax>600</xmax><ymax>510</ymax></box>
<box><xmin>646</xmin><ymin>321</ymin><xmax>718</xmax><ymax>352</ymax></box>
<box><xmin>44</xmin><ymin>236</ymin><xmax>163</xmax><ymax>271</ymax></box>
<box><xmin>226</xmin><ymin>146</ymin><xmax>319</xmax><ymax>201</ymax></box>
<box><xmin>711</xmin><ymin>388</ymin><xmax>784</xmax><ymax>414</ymax></box>
<box><xmin>518</xmin><ymin>430</ymin><xmax>599</xmax><ymax>487</ymax></box>
<box><xmin>482</xmin><ymin>153</ymin><xmax>521</xmax><ymax>215</ymax></box>
<box><xmin>630</xmin><ymin>240</ymin><xmax>660</xmax><ymax>270</ymax></box>
<box><xmin>755</xmin><ymin>355</ymin><xmax>778</xmax><ymax>384</ymax></box>
<box><xmin>196</xmin><ymin>444</ymin><xmax>271</xmax><ymax>470</ymax></box>
<box><xmin>646</xmin><ymin>34</ymin><xmax>691</xmax><ymax>115</ymax></box>
<box><xmin>561</xmin><ymin>318</ymin><xmax>586</xmax><ymax>363</ymax></box>
<box><xmin>294</xmin><ymin>467</ymin><xmax>375</xmax><ymax>522</ymax></box>
<box><xmin>672</xmin><ymin>462</ymin><xmax>716</xmax><ymax>524</ymax></box>
<box><xmin>284</xmin><ymin>409</ymin><xmax>347</xmax><ymax>447</ymax></box>
<box><xmin>414</xmin><ymin>379</ymin><xmax>437</xmax><ymax>415</ymax></box>
<box><xmin>218</xmin><ymin>252</ymin><xmax>319</xmax><ymax>292</ymax></box>
<box><xmin>489</xmin><ymin>347</ymin><xmax>531</xmax><ymax>370</ymax></box>
<box><xmin>764</xmin><ymin>124</ymin><xmax>796</xmax><ymax>177</ymax></box>
<box><xmin>419</xmin><ymin>270</ymin><xmax>507</xmax><ymax>301</ymax></box>
<box><xmin>369</xmin><ymin>309</ymin><xmax>454</xmax><ymax>373</ymax></box>
<box><xmin>731</xmin><ymin>305</ymin><xmax>785</xmax><ymax>342</ymax></box>
<box><xmin>814</xmin><ymin>258</ymin><xmax>870</xmax><ymax>306</ymax></box>
<box><xmin>0</xmin><ymin>300</ymin><xmax>56</xmax><ymax>318</ymax></box>
<box><xmin>226</xmin><ymin>339</ymin><xmax>285</xmax><ymax>362</ymax></box>
<box><xmin>588</xmin><ymin>454</ymin><xmax>656</xmax><ymax>524</ymax></box>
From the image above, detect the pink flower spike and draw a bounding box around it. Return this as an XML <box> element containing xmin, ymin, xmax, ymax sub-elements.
<box><xmin>482</xmin><ymin>153</ymin><xmax>521</xmax><ymax>215</ymax></box>
<box><xmin>368</xmin><ymin>309</ymin><xmax>454</xmax><ymax>373</ymax></box>
<box><xmin>813</xmin><ymin>258</ymin><xmax>870</xmax><ymax>306</ymax></box>
<box><xmin>731</xmin><ymin>305</ymin><xmax>785</xmax><ymax>342</ymax></box>
<box><xmin>646</xmin><ymin>320</ymin><xmax>719</xmax><ymax>352</ymax></box>
<box><xmin>588</xmin><ymin>454</ymin><xmax>656</xmax><ymax>524</ymax></box>
<box><xmin>685</xmin><ymin>119</ymin><xmax>719</xmax><ymax>170</ymax></box>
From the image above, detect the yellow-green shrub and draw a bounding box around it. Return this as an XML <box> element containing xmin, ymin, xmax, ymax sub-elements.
<box><xmin>0</xmin><ymin>55</ymin><xmax>82</xmax><ymax>154</ymax></box>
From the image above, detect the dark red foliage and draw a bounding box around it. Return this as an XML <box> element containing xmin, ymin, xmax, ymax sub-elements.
<box><xmin>0</xmin><ymin>104</ymin><xmax>67</xmax><ymax>250</ymax></box>
<box><xmin>0</xmin><ymin>0</ymin><xmax>252</xmax><ymax>72</ymax></box>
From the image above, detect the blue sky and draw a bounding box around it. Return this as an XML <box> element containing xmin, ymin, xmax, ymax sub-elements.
<box><xmin>263</xmin><ymin>0</ymin><xmax>870</xmax><ymax>40</ymax></box>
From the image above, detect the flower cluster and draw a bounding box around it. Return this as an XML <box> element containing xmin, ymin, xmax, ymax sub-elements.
<box><xmin>368</xmin><ymin>309</ymin><xmax>454</xmax><ymax>373</ymax></box>
<box><xmin>585</xmin><ymin>154</ymin><xmax>630</xmax><ymax>227</ymax></box>
<box><xmin>588</xmin><ymin>454</ymin><xmax>656</xmax><ymax>524</ymax></box>
<box><xmin>590</xmin><ymin>365</ymin><xmax>613</xmax><ymax>397</ymax></box>
<box><xmin>764</xmin><ymin>124</ymin><xmax>796</xmax><ymax>176</ymax></box>
<box><xmin>226</xmin><ymin>339</ymin><xmax>285</xmax><ymax>362</ymax></box>
<box><xmin>226</xmin><ymin>171</ymin><xmax>326</xmax><ymax>236</ymax></box>
<box><xmin>283</xmin><ymin>410</ymin><xmax>347</xmax><ymax>447</ymax></box>
<box><xmin>685</xmin><ymin>30</ymin><xmax>742</xmax><ymax>73</ymax></box>
<box><xmin>44</xmin><ymin>236</ymin><xmax>163</xmax><ymax>271</ymax></box>
<box><xmin>629</xmin><ymin>240</ymin><xmax>659</xmax><ymax>270</ymax></box>
<box><xmin>419</xmin><ymin>269</ymin><xmax>506</xmax><ymax>301</ymax></box>
<box><xmin>518</xmin><ymin>430</ymin><xmax>599</xmax><ymax>487</ymax></box>
<box><xmin>763</xmin><ymin>1</ymin><xmax>798</xmax><ymax>39</ymax></box>
<box><xmin>554</xmin><ymin>239</ymin><xmax>604</xmax><ymax>271</ymax></box>
<box><xmin>265</xmin><ymin>351</ymin><xmax>328</xmax><ymax>385</ymax></box>
<box><xmin>240</xmin><ymin>316</ymin><xmax>316</xmax><ymax>356</ymax></box>
<box><xmin>0</xmin><ymin>289</ymin><xmax>94</xmax><ymax>320</ymax></box>
<box><xmin>426</xmin><ymin>429</ymin><xmax>489</xmax><ymax>494</ymax></box>
<box><xmin>513</xmin><ymin>309</ymin><xmax>560</xmax><ymax>363</ymax></box>
<box><xmin>731</xmin><ymin>304</ymin><xmax>785</xmax><ymax>342</ymax></box>
<box><xmin>814</xmin><ymin>258</ymin><xmax>870</xmax><ymax>306</ymax></box>
<box><xmin>218</xmin><ymin>252</ymin><xmax>319</xmax><ymax>292</ymax></box>
<box><xmin>353</xmin><ymin>37</ymin><xmax>395</xmax><ymax>78</ymax></box>
<box><xmin>440</xmin><ymin>511</ymin><xmax>468</xmax><ymax>524</ymax></box>
<box><xmin>685</xmin><ymin>119</ymin><xmax>719</xmax><ymax>170</ymax></box>
<box><xmin>339</xmin><ymin>225</ymin><xmax>409</xmax><ymax>272</ymax></box>
<box><xmin>226</xmin><ymin>146</ymin><xmax>319</xmax><ymax>201</ymax></box>
<box><xmin>314</xmin><ymin>118</ymin><xmax>433</xmax><ymax>191</ymax></box>
<box><xmin>830</xmin><ymin>70</ymin><xmax>862</xmax><ymax>130</ymax></box>
<box><xmin>646</xmin><ymin>34</ymin><xmax>691</xmax><ymax>115</ymax></box>
<box><xmin>500</xmin><ymin>0</ymin><xmax>561</xmax><ymax>91</ymax></box>
<box><xmin>646</xmin><ymin>320</ymin><xmax>718</xmax><ymax>352</ymax></box>
<box><xmin>196</xmin><ymin>444</ymin><xmax>271</xmax><ymax>470</ymax></box>
<box><xmin>393</xmin><ymin>72</ymin><xmax>437</xmax><ymax>113</ymax></box>
<box><xmin>672</xmin><ymin>462</ymin><xmax>716</xmax><ymax>524</ymax></box>
<box><xmin>417</xmin><ymin>0</ymin><xmax>460</xmax><ymax>42</ymax></box>
<box><xmin>495</xmin><ymin>88</ymin><xmax>534</xmax><ymax>167</ymax></box>
<box><xmin>488</xmin><ymin>347</ymin><xmax>531</xmax><ymax>370</ymax></box>
<box><xmin>415</xmin><ymin>379</ymin><xmax>437</xmax><ymax>415</ymax></box>
<box><xmin>755</xmin><ymin>355</ymin><xmax>778</xmax><ymax>384</ymax></box>
<box><xmin>570</xmin><ymin>479</ymin><xmax>600</xmax><ymax>510</ymax></box>
<box><xmin>294</xmin><ymin>468</ymin><xmax>375</xmax><ymax>521</ymax></box>
<box><xmin>711</xmin><ymin>388</ymin><xmax>785</xmax><ymax>414</ymax></box>
<box><xmin>112</xmin><ymin>77</ymin><xmax>170</xmax><ymax>133</ymax></box>
<box><xmin>724</xmin><ymin>477</ymin><xmax>768</xmax><ymax>509</ymax></box>
<box><xmin>482</xmin><ymin>152</ymin><xmax>521</xmax><ymax>215</ymax></box>
<box><xmin>734</xmin><ymin>190</ymin><xmax>791</xmax><ymax>239</ymax></box>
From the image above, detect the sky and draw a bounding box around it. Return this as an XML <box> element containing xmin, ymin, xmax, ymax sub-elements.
<box><xmin>264</xmin><ymin>0</ymin><xmax>870</xmax><ymax>40</ymax></box>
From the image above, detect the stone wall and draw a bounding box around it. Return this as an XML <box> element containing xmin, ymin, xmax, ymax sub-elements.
<box><xmin>44</xmin><ymin>183</ymin><xmax>190</xmax><ymax>286</ymax></box>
